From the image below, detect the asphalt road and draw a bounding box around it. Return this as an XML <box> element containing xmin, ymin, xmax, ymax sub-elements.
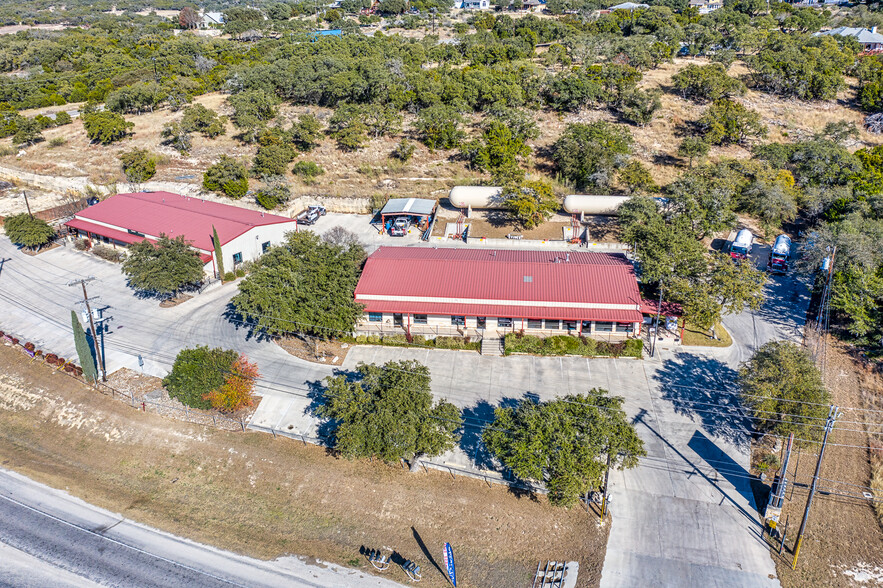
<box><xmin>0</xmin><ymin>468</ymin><xmax>402</xmax><ymax>588</ymax></box>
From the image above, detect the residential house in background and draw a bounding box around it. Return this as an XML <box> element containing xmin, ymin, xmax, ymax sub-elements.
<box><xmin>816</xmin><ymin>27</ymin><xmax>883</xmax><ymax>51</ymax></box>
<box><xmin>688</xmin><ymin>0</ymin><xmax>722</xmax><ymax>14</ymax></box>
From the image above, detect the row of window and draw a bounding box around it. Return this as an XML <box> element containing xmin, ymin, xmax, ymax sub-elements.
<box><xmin>366</xmin><ymin>313</ymin><xmax>634</xmax><ymax>332</ymax></box>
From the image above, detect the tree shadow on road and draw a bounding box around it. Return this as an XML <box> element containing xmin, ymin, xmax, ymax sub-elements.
<box><xmin>459</xmin><ymin>393</ymin><xmax>541</xmax><ymax>500</ymax></box>
<box><xmin>222</xmin><ymin>301</ymin><xmax>270</xmax><ymax>342</ymax></box>
<box><xmin>653</xmin><ymin>353</ymin><xmax>751</xmax><ymax>448</ymax></box>
<box><xmin>303</xmin><ymin>369</ymin><xmax>351</xmax><ymax>451</ymax></box>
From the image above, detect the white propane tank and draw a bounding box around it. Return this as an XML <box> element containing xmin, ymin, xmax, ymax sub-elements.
<box><xmin>563</xmin><ymin>194</ymin><xmax>632</xmax><ymax>216</ymax></box>
<box><xmin>448</xmin><ymin>186</ymin><xmax>505</xmax><ymax>209</ymax></box>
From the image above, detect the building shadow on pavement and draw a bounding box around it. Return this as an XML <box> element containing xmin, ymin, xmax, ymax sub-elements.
<box><xmin>687</xmin><ymin>429</ymin><xmax>768</xmax><ymax>512</ymax></box>
<box><xmin>653</xmin><ymin>353</ymin><xmax>751</xmax><ymax>448</ymax></box>
<box><xmin>634</xmin><ymin>410</ymin><xmax>767</xmax><ymax>543</ymax></box>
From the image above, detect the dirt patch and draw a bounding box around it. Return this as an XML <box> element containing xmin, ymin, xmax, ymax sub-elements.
<box><xmin>768</xmin><ymin>336</ymin><xmax>883</xmax><ymax>588</ymax></box>
<box><xmin>159</xmin><ymin>294</ymin><xmax>193</xmax><ymax>308</ymax></box>
<box><xmin>0</xmin><ymin>341</ymin><xmax>607</xmax><ymax>588</ymax></box>
<box><xmin>17</xmin><ymin>242</ymin><xmax>62</xmax><ymax>256</ymax></box>
<box><xmin>276</xmin><ymin>335</ymin><xmax>349</xmax><ymax>366</ymax></box>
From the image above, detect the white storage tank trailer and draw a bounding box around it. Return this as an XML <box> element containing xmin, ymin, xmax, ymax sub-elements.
<box><xmin>730</xmin><ymin>229</ymin><xmax>753</xmax><ymax>260</ymax></box>
<box><xmin>768</xmin><ymin>234</ymin><xmax>792</xmax><ymax>272</ymax></box>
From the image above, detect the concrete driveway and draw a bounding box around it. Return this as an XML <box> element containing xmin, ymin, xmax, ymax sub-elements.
<box><xmin>0</xmin><ymin>234</ymin><xmax>811</xmax><ymax>587</ymax></box>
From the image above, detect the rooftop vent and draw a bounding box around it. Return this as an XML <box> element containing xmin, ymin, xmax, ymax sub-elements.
<box><xmin>523</xmin><ymin>276</ymin><xmax>533</xmax><ymax>283</ymax></box>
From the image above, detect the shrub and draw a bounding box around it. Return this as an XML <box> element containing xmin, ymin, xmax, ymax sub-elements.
<box><xmin>392</xmin><ymin>139</ymin><xmax>415</xmax><ymax>162</ymax></box>
<box><xmin>292</xmin><ymin>160</ymin><xmax>324</xmax><ymax>183</ymax></box>
<box><xmin>92</xmin><ymin>244</ymin><xmax>125</xmax><ymax>262</ymax></box>
<box><xmin>73</xmin><ymin>238</ymin><xmax>88</xmax><ymax>251</ymax></box>
<box><xmin>758</xmin><ymin>453</ymin><xmax>780</xmax><ymax>473</ymax></box>
<box><xmin>163</xmin><ymin>346</ymin><xmax>239</xmax><ymax>410</ymax></box>
<box><xmin>235</xmin><ymin>267</ymin><xmax>246</xmax><ymax>278</ymax></box>
<box><xmin>48</xmin><ymin>137</ymin><xmax>67</xmax><ymax>148</ymax></box>
<box><xmin>223</xmin><ymin>271</ymin><xmax>235</xmax><ymax>282</ymax></box>
<box><xmin>203</xmin><ymin>155</ymin><xmax>249</xmax><ymax>198</ymax></box>
<box><xmin>254</xmin><ymin>184</ymin><xmax>290</xmax><ymax>210</ymax></box>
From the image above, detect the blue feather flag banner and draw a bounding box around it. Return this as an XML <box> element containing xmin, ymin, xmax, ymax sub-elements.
<box><xmin>443</xmin><ymin>542</ymin><xmax>457</xmax><ymax>587</ymax></box>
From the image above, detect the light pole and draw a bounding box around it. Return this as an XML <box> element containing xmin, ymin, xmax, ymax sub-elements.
<box><xmin>650</xmin><ymin>281</ymin><xmax>663</xmax><ymax>358</ymax></box>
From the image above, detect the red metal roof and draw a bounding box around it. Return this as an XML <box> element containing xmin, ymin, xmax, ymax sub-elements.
<box><xmin>640</xmin><ymin>298</ymin><xmax>684</xmax><ymax>317</ymax></box>
<box><xmin>355</xmin><ymin>247</ymin><xmax>643</xmax><ymax>322</ymax></box>
<box><xmin>67</xmin><ymin>192</ymin><xmax>295</xmax><ymax>252</ymax></box>
<box><xmin>67</xmin><ymin>218</ymin><xmax>156</xmax><ymax>246</ymax></box>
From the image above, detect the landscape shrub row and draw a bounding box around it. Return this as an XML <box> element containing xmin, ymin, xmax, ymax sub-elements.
<box><xmin>350</xmin><ymin>334</ymin><xmax>481</xmax><ymax>352</ymax></box>
<box><xmin>503</xmin><ymin>333</ymin><xmax>643</xmax><ymax>358</ymax></box>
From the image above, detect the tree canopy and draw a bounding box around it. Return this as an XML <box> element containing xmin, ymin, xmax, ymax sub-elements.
<box><xmin>318</xmin><ymin>360</ymin><xmax>462</xmax><ymax>463</ymax></box>
<box><xmin>163</xmin><ymin>346</ymin><xmax>256</xmax><ymax>411</ymax></box>
<box><xmin>739</xmin><ymin>341</ymin><xmax>830</xmax><ymax>443</ymax></box>
<box><xmin>203</xmin><ymin>155</ymin><xmax>249</xmax><ymax>198</ymax></box>
<box><xmin>121</xmin><ymin>234</ymin><xmax>205</xmax><ymax>296</ymax></box>
<box><xmin>553</xmin><ymin>121</ymin><xmax>633</xmax><ymax>191</ymax></box>
<box><xmin>231</xmin><ymin>231</ymin><xmax>365</xmax><ymax>338</ymax></box>
<box><xmin>483</xmin><ymin>390</ymin><xmax>646</xmax><ymax>507</ymax></box>
<box><xmin>119</xmin><ymin>148</ymin><xmax>156</xmax><ymax>184</ymax></box>
<box><xmin>3</xmin><ymin>213</ymin><xmax>55</xmax><ymax>250</ymax></box>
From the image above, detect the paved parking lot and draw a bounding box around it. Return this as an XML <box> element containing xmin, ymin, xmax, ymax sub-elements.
<box><xmin>0</xmin><ymin>232</ymin><xmax>808</xmax><ymax>587</ymax></box>
<box><xmin>306</xmin><ymin>212</ymin><xmax>424</xmax><ymax>252</ymax></box>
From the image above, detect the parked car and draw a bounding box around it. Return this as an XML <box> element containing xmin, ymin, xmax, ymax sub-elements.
<box><xmin>389</xmin><ymin>217</ymin><xmax>411</xmax><ymax>237</ymax></box>
<box><xmin>296</xmin><ymin>205</ymin><xmax>326</xmax><ymax>225</ymax></box>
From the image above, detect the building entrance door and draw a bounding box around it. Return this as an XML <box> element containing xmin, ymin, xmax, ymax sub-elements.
<box><xmin>476</xmin><ymin>317</ymin><xmax>487</xmax><ymax>329</ymax></box>
<box><xmin>393</xmin><ymin>313</ymin><xmax>403</xmax><ymax>327</ymax></box>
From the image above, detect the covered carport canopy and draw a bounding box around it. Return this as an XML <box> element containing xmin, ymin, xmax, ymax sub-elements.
<box><xmin>379</xmin><ymin>197</ymin><xmax>437</xmax><ymax>233</ymax></box>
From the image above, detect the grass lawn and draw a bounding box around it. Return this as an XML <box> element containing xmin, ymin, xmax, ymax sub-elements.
<box><xmin>680</xmin><ymin>322</ymin><xmax>732</xmax><ymax>348</ymax></box>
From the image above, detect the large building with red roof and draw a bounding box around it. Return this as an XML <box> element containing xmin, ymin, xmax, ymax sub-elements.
<box><xmin>354</xmin><ymin>247</ymin><xmax>644</xmax><ymax>339</ymax></box>
<box><xmin>66</xmin><ymin>192</ymin><xmax>297</xmax><ymax>276</ymax></box>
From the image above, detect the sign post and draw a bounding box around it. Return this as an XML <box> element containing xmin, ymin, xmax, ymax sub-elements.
<box><xmin>443</xmin><ymin>543</ymin><xmax>457</xmax><ymax>587</ymax></box>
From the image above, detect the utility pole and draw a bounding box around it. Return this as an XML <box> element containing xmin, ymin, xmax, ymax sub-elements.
<box><xmin>600</xmin><ymin>449</ymin><xmax>612</xmax><ymax>523</ymax></box>
<box><xmin>68</xmin><ymin>277</ymin><xmax>106</xmax><ymax>382</ymax></box>
<box><xmin>792</xmin><ymin>406</ymin><xmax>839</xmax><ymax>570</ymax></box>
<box><xmin>22</xmin><ymin>191</ymin><xmax>32</xmax><ymax>217</ymax></box>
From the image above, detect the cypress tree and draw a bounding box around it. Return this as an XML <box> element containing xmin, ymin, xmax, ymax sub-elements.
<box><xmin>71</xmin><ymin>310</ymin><xmax>98</xmax><ymax>383</ymax></box>
<box><xmin>212</xmin><ymin>225</ymin><xmax>224</xmax><ymax>279</ymax></box>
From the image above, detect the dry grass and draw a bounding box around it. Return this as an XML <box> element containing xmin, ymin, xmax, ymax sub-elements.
<box><xmin>0</xmin><ymin>342</ymin><xmax>609</xmax><ymax>588</ymax></box>
<box><xmin>770</xmin><ymin>336</ymin><xmax>883</xmax><ymax>587</ymax></box>
<box><xmin>5</xmin><ymin>57</ymin><xmax>883</xmax><ymax>219</ymax></box>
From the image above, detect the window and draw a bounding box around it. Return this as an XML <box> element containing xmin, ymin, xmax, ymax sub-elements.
<box><xmin>617</xmin><ymin>322</ymin><xmax>635</xmax><ymax>333</ymax></box>
<box><xmin>595</xmin><ymin>321</ymin><xmax>614</xmax><ymax>332</ymax></box>
<box><xmin>232</xmin><ymin>252</ymin><xmax>243</xmax><ymax>264</ymax></box>
<box><xmin>581</xmin><ymin>320</ymin><xmax>592</xmax><ymax>332</ymax></box>
<box><xmin>413</xmin><ymin>314</ymin><xmax>428</xmax><ymax>324</ymax></box>
<box><xmin>564</xmin><ymin>321</ymin><xmax>577</xmax><ymax>331</ymax></box>
<box><xmin>261</xmin><ymin>241</ymin><xmax>271</xmax><ymax>253</ymax></box>
<box><xmin>451</xmin><ymin>316</ymin><xmax>465</xmax><ymax>326</ymax></box>
<box><xmin>527</xmin><ymin>319</ymin><xmax>542</xmax><ymax>329</ymax></box>
<box><xmin>497</xmin><ymin>318</ymin><xmax>512</xmax><ymax>328</ymax></box>
<box><xmin>545</xmin><ymin>319</ymin><xmax>560</xmax><ymax>330</ymax></box>
<box><xmin>476</xmin><ymin>317</ymin><xmax>486</xmax><ymax>328</ymax></box>
<box><xmin>368</xmin><ymin>312</ymin><xmax>382</xmax><ymax>322</ymax></box>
